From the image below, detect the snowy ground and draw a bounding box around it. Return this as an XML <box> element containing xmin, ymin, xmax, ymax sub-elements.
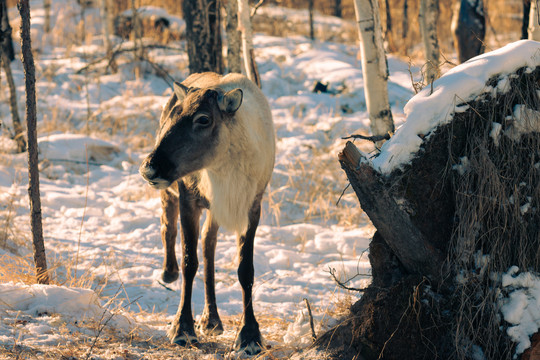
<box><xmin>0</xmin><ymin>1</ymin><xmax>426</xmax><ymax>359</ymax></box>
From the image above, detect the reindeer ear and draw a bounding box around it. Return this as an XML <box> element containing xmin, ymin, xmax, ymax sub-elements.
<box><xmin>173</xmin><ymin>81</ymin><xmax>189</xmax><ymax>101</ymax></box>
<box><xmin>218</xmin><ymin>88</ymin><xmax>243</xmax><ymax>114</ymax></box>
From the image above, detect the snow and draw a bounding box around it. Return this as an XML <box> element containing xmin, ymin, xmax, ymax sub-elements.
<box><xmin>372</xmin><ymin>40</ymin><xmax>540</xmax><ymax>174</ymax></box>
<box><xmin>0</xmin><ymin>0</ymin><xmax>538</xmax><ymax>357</ymax></box>
<box><xmin>500</xmin><ymin>267</ymin><xmax>540</xmax><ymax>357</ymax></box>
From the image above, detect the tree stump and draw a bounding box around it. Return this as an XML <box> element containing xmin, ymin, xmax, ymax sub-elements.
<box><xmin>314</xmin><ymin>46</ymin><xmax>540</xmax><ymax>360</ymax></box>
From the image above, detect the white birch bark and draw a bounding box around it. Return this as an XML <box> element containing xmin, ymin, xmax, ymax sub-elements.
<box><xmin>238</xmin><ymin>0</ymin><xmax>260</xmax><ymax>87</ymax></box>
<box><xmin>419</xmin><ymin>0</ymin><xmax>440</xmax><ymax>84</ymax></box>
<box><xmin>529</xmin><ymin>0</ymin><xmax>540</xmax><ymax>40</ymax></box>
<box><xmin>352</xmin><ymin>0</ymin><xmax>394</xmax><ymax>137</ymax></box>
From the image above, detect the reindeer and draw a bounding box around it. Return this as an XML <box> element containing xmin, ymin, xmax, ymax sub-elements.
<box><xmin>139</xmin><ymin>72</ymin><xmax>275</xmax><ymax>355</ymax></box>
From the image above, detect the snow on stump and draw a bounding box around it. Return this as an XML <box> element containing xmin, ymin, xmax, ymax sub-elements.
<box><xmin>318</xmin><ymin>41</ymin><xmax>540</xmax><ymax>360</ymax></box>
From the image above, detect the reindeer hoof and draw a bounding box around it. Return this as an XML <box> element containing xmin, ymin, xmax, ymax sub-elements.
<box><xmin>198</xmin><ymin>308</ymin><xmax>224</xmax><ymax>336</ymax></box>
<box><xmin>171</xmin><ymin>333</ymin><xmax>198</xmax><ymax>347</ymax></box>
<box><xmin>198</xmin><ymin>316</ymin><xmax>224</xmax><ymax>336</ymax></box>
<box><xmin>235</xmin><ymin>324</ymin><xmax>263</xmax><ymax>355</ymax></box>
<box><xmin>161</xmin><ymin>269</ymin><xmax>179</xmax><ymax>283</ymax></box>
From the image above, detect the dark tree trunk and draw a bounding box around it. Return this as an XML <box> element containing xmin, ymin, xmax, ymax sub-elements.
<box><xmin>183</xmin><ymin>0</ymin><xmax>223</xmax><ymax>74</ymax></box>
<box><xmin>402</xmin><ymin>0</ymin><xmax>408</xmax><ymax>39</ymax></box>
<box><xmin>0</xmin><ymin>0</ymin><xmax>15</xmax><ymax>62</ymax></box>
<box><xmin>451</xmin><ymin>0</ymin><xmax>485</xmax><ymax>63</ymax></box>
<box><xmin>1</xmin><ymin>0</ymin><xmax>26</xmax><ymax>152</ymax></box>
<box><xmin>308</xmin><ymin>0</ymin><xmax>314</xmax><ymax>40</ymax></box>
<box><xmin>523</xmin><ymin>0</ymin><xmax>531</xmax><ymax>39</ymax></box>
<box><xmin>334</xmin><ymin>0</ymin><xmax>341</xmax><ymax>17</ymax></box>
<box><xmin>18</xmin><ymin>0</ymin><xmax>50</xmax><ymax>285</ymax></box>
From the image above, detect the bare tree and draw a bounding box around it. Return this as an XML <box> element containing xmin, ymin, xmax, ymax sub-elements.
<box><xmin>1</xmin><ymin>0</ymin><xmax>26</xmax><ymax>152</ymax></box>
<box><xmin>238</xmin><ymin>0</ymin><xmax>260</xmax><ymax>87</ymax></box>
<box><xmin>308</xmin><ymin>0</ymin><xmax>314</xmax><ymax>41</ymax></box>
<box><xmin>352</xmin><ymin>0</ymin><xmax>394</xmax><ymax>138</ymax></box>
<box><xmin>100</xmin><ymin>0</ymin><xmax>112</xmax><ymax>58</ymax></box>
<box><xmin>43</xmin><ymin>0</ymin><xmax>51</xmax><ymax>33</ymax></box>
<box><xmin>529</xmin><ymin>0</ymin><xmax>540</xmax><ymax>40</ymax></box>
<box><xmin>402</xmin><ymin>0</ymin><xmax>408</xmax><ymax>40</ymax></box>
<box><xmin>451</xmin><ymin>0</ymin><xmax>485</xmax><ymax>63</ymax></box>
<box><xmin>183</xmin><ymin>0</ymin><xmax>222</xmax><ymax>74</ymax></box>
<box><xmin>225</xmin><ymin>0</ymin><xmax>242</xmax><ymax>73</ymax></box>
<box><xmin>523</xmin><ymin>0</ymin><xmax>531</xmax><ymax>39</ymax></box>
<box><xmin>334</xmin><ymin>0</ymin><xmax>341</xmax><ymax>17</ymax></box>
<box><xmin>419</xmin><ymin>0</ymin><xmax>440</xmax><ymax>83</ymax></box>
<box><xmin>18</xmin><ymin>0</ymin><xmax>50</xmax><ymax>285</ymax></box>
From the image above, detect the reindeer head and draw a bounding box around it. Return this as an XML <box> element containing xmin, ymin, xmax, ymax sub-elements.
<box><xmin>139</xmin><ymin>81</ymin><xmax>243</xmax><ymax>189</ymax></box>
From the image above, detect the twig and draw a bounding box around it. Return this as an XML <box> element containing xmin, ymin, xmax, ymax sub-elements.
<box><xmin>303</xmin><ymin>298</ymin><xmax>317</xmax><ymax>341</ymax></box>
<box><xmin>335</xmin><ymin>183</ymin><xmax>350</xmax><ymax>206</ymax></box>
<box><xmin>251</xmin><ymin>0</ymin><xmax>266</xmax><ymax>17</ymax></box>
<box><xmin>342</xmin><ymin>133</ymin><xmax>391</xmax><ymax>142</ymax></box>
<box><xmin>74</xmin><ymin>145</ymin><xmax>90</xmax><ymax>282</ymax></box>
<box><xmin>327</xmin><ymin>267</ymin><xmax>369</xmax><ymax>292</ymax></box>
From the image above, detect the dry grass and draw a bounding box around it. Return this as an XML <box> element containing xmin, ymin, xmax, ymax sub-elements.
<box><xmin>442</xmin><ymin>67</ymin><xmax>540</xmax><ymax>359</ymax></box>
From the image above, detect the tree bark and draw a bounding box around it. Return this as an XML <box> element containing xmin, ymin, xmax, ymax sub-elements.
<box><xmin>183</xmin><ymin>0</ymin><xmax>223</xmax><ymax>74</ymax></box>
<box><xmin>529</xmin><ymin>0</ymin><xmax>540</xmax><ymax>40</ymax></box>
<box><xmin>18</xmin><ymin>0</ymin><xmax>50</xmax><ymax>285</ymax></box>
<box><xmin>238</xmin><ymin>0</ymin><xmax>260</xmax><ymax>87</ymax></box>
<box><xmin>451</xmin><ymin>0</ymin><xmax>485</xmax><ymax>63</ymax></box>
<box><xmin>419</xmin><ymin>0</ymin><xmax>440</xmax><ymax>84</ymax></box>
<box><xmin>352</xmin><ymin>0</ymin><xmax>394</xmax><ymax>138</ymax></box>
<box><xmin>225</xmin><ymin>0</ymin><xmax>242</xmax><ymax>73</ymax></box>
<box><xmin>334</xmin><ymin>0</ymin><xmax>342</xmax><ymax>17</ymax></box>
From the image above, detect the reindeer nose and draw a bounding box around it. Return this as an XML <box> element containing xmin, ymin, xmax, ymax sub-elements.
<box><xmin>139</xmin><ymin>160</ymin><xmax>157</xmax><ymax>181</ymax></box>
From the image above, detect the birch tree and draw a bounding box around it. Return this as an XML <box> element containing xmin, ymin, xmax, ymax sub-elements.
<box><xmin>238</xmin><ymin>0</ymin><xmax>260</xmax><ymax>87</ymax></box>
<box><xmin>19</xmin><ymin>0</ymin><xmax>50</xmax><ymax>285</ymax></box>
<box><xmin>529</xmin><ymin>0</ymin><xmax>540</xmax><ymax>40</ymax></box>
<box><xmin>419</xmin><ymin>0</ymin><xmax>440</xmax><ymax>83</ymax></box>
<box><xmin>352</xmin><ymin>0</ymin><xmax>394</xmax><ymax>138</ymax></box>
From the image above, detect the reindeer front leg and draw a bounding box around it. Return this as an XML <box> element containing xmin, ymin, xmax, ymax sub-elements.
<box><xmin>235</xmin><ymin>195</ymin><xmax>263</xmax><ymax>355</ymax></box>
<box><xmin>168</xmin><ymin>180</ymin><xmax>202</xmax><ymax>346</ymax></box>
<box><xmin>160</xmin><ymin>182</ymin><xmax>180</xmax><ymax>283</ymax></box>
<box><xmin>198</xmin><ymin>212</ymin><xmax>224</xmax><ymax>335</ymax></box>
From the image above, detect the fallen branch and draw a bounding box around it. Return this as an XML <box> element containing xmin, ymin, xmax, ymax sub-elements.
<box><xmin>342</xmin><ymin>133</ymin><xmax>391</xmax><ymax>142</ymax></box>
<box><xmin>327</xmin><ymin>267</ymin><xmax>369</xmax><ymax>292</ymax></box>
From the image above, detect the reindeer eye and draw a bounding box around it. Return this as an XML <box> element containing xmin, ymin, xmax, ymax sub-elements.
<box><xmin>193</xmin><ymin>114</ymin><xmax>212</xmax><ymax>129</ymax></box>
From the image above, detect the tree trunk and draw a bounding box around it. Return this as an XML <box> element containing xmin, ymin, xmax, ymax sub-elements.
<box><xmin>419</xmin><ymin>0</ymin><xmax>440</xmax><ymax>83</ymax></box>
<box><xmin>18</xmin><ymin>0</ymin><xmax>50</xmax><ymax>285</ymax></box>
<box><xmin>100</xmin><ymin>0</ymin><xmax>112</xmax><ymax>58</ymax></box>
<box><xmin>238</xmin><ymin>0</ymin><xmax>260</xmax><ymax>87</ymax></box>
<box><xmin>352</xmin><ymin>0</ymin><xmax>394</xmax><ymax>138</ymax></box>
<box><xmin>308</xmin><ymin>0</ymin><xmax>314</xmax><ymax>41</ymax></box>
<box><xmin>225</xmin><ymin>0</ymin><xmax>242</xmax><ymax>73</ymax></box>
<box><xmin>334</xmin><ymin>0</ymin><xmax>341</xmax><ymax>17</ymax></box>
<box><xmin>523</xmin><ymin>0</ymin><xmax>531</xmax><ymax>39</ymax></box>
<box><xmin>1</xmin><ymin>0</ymin><xmax>26</xmax><ymax>153</ymax></box>
<box><xmin>183</xmin><ymin>0</ymin><xmax>223</xmax><ymax>74</ymax></box>
<box><xmin>0</xmin><ymin>0</ymin><xmax>15</xmax><ymax>62</ymax></box>
<box><xmin>402</xmin><ymin>0</ymin><xmax>408</xmax><ymax>40</ymax></box>
<box><xmin>43</xmin><ymin>0</ymin><xmax>51</xmax><ymax>33</ymax></box>
<box><xmin>529</xmin><ymin>0</ymin><xmax>540</xmax><ymax>40</ymax></box>
<box><xmin>451</xmin><ymin>0</ymin><xmax>485</xmax><ymax>63</ymax></box>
